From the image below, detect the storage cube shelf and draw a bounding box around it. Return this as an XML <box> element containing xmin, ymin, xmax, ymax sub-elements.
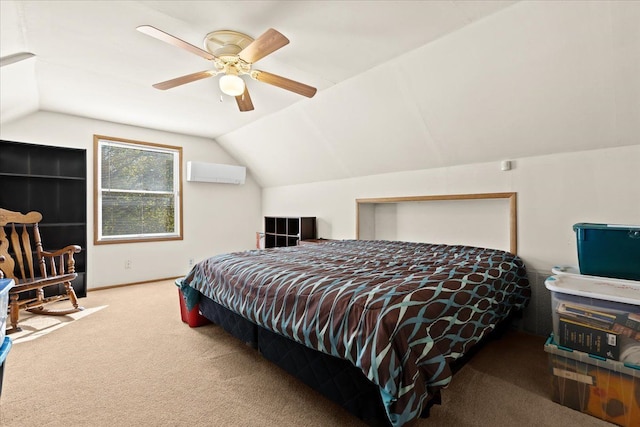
<box><xmin>264</xmin><ymin>217</ymin><xmax>316</xmax><ymax>248</ymax></box>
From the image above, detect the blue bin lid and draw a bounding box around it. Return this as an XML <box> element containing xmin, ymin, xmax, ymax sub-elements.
<box><xmin>0</xmin><ymin>336</ymin><xmax>12</xmax><ymax>364</ymax></box>
<box><xmin>545</xmin><ymin>274</ymin><xmax>640</xmax><ymax>306</ymax></box>
<box><xmin>573</xmin><ymin>223</ymin><xmax>640</xmax><ymax>232</ymax></box>
<box><xmin>0</xmin><ymin>278</ymin><xmax>15</xmax><ymax>295</ymax></box>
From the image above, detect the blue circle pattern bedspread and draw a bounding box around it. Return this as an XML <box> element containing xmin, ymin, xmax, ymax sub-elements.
<box><xmin>183</xmin><ymin>240</ymin><xmax>531</xmax><ymax>427</ymax></box>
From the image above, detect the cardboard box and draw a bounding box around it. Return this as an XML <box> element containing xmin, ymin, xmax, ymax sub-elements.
<box><xmin>545</xmin><ymin>335</ymin><xmax>640</xmax><ymax>427</ymax></box>
<box><xmin>545</xmin><ymin>274</ymin><xmax>640</xmax><ymax>363</ymax></box>
<box><xmin>573</xmin><ymin>223</ymin><xmax>640</xmax><ymax>281</ymax></box>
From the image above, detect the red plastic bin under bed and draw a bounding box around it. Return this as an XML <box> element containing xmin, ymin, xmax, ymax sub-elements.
<box><xmin>178</xmin><ymin>288</ymin><xmax>211</xmax><ymax>327</ymax></box>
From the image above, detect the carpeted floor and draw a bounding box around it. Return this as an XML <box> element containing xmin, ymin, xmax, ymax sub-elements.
<box><xmin>8</xmin><ymin>304</ymin><xmax>108</xmax><ymax>344</ymax></box>
<box><xmin>0</xmin><ymin>280</ymin><xmax>612</xmax><ymax>426</ymax></box>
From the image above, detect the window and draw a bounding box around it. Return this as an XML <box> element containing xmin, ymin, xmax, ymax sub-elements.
<box><xmin>94</xmin><ymin>135</ymin><xmax>183</xmax><ymax>244</ymax></box>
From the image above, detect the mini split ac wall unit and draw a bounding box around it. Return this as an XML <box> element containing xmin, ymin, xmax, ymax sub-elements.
<box><xmin>186</xmin><ymin>161</ymin><xmax>246</xmax><ymax>184</ymax></box>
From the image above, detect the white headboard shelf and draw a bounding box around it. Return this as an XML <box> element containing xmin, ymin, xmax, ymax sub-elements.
<box><xmin>356</xmin><ymin>192</ymin><xmax>518</xmax><ymax>254</ymax></box>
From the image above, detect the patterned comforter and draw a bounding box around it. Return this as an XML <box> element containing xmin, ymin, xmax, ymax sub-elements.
<box><xmin>183</xmin><ymin>240</ymin><xmax>530</xmax><ymax>426</ymax></box>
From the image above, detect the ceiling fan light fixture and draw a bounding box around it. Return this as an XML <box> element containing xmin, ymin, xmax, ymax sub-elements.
<box><xmin>219</xmin><ymin>74</ymin><xmax>245</xmax><ymax>97</ymax></box>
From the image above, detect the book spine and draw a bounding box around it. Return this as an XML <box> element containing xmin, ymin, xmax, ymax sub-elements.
<box><xmin>559</xmin><ymin>303</ymin><xmax>616</xmax><ymax>326</ymax></box>
<box><xmin>558</xmin><ymin>318</ymin><xmax>620</xmax><ymax>360</ymax></box>
<box><xmin>611</xmin><ymin>323</ymin><xmax>640</xmax><ymax>340</ymax></box>
<box><xmin>615</xmin><ymin>313</ymin><xmax>640</xmax><ymax>332</ymax></box>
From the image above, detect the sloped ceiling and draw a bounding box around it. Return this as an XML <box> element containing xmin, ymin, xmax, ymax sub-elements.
<box><xmin>1</xmin><ymin>1</ymin><xmax>639</xmax><ymax>188</ymax></box>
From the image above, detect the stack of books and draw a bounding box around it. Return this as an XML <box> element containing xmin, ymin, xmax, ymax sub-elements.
<box><xmin>557</xmin><ymin>302</ymin><xmax>640</xmax><ymax>362</ymax></box>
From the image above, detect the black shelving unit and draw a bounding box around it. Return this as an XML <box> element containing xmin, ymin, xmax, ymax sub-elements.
<box><xmin>264</xmin><ymin>217</ymin><xmax>316</xmax><ymax>248</ymax></box>
<box><xmin>0</xmin><ymin>140</ymin><xmax>87</xmax><ymax>297</ymax></box>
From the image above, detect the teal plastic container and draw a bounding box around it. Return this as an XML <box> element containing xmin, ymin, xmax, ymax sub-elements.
<box><xmin>0</xmin><ymin>279</ymin><xmax>14</xmax><ymax>344</ymax></box>
<box><xmin>573</xmin><ymin>223</ymin><xmax>640</xmax><ymax>281</ymax></box>
<box><xmin>0</xmin><ymin>336</ymin><xmax>12</xmax><ymax>398</ymax></box>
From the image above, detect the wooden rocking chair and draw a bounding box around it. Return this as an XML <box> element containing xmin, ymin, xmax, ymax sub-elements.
<box><xmin>0</xmin><ymin>208</ymin><xmax>84</xmax><ymax>333</ymax></box>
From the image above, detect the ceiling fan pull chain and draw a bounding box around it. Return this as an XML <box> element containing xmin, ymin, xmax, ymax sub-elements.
<box><xmin>220</xmin><ymin>95</ymin><xmax>223</xmax><ymax>103</ymax></box>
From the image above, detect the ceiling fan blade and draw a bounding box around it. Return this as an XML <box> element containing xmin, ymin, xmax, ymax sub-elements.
<box><xmin>152</xmin><ymin>70</ymin><xmax>216</xmax><ymax>90</ymax></box>
<box><xmin>0</xmin><ymin>52</ymin><xmax>35</xmax><ymax>67</ymax></box>
<box><xmin>239</xmin><ymin>28</ymin><xmax>289</xmax><ymax>64</ymax></box>
<box><xmin>252</xmin><ymin>70</ymin><xmax>317</xmax><ymax>98</ymax></box>
<box><xmin>137</xmin><ymin>25</ymin><xmax>216</xmax><ymax>61</ymax></box>
<box><xmin>235</xmin><ymin>86</ymin><xmax>255</xmax><ymax>112</ymax></box>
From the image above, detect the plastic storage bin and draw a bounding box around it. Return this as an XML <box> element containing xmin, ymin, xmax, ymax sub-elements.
<box><xmin>573</xmin><ymin>223</ymin><xmax>640</xmax><ymax>281</ymax></box>
<box><xmin>175</xmin><ymin>278</ymin><xmax>211</xmax><ymax>328</ymax></box>
<box><xmin>0</xmin><ymin>279</ymin><xmax>15</xmax><ymax>344</ymax></box>
<box><xmin>178</xmin><ymin>289</ymin><xmax>211</xmax><ymax>327</ymax></box>
<box><xmin>0</xmin><ymin>336</ymin><xmax>12</xmax><ymax>399</ymax></box>
<box><xmin>545</xmin><ymin>274</ymin><xmax>640</xmax><ymax>363</ymax></box>
<box><xmin>545</xmin><ymin>335</ymin><xmax>640</xmax><ymax>427</ymax></box>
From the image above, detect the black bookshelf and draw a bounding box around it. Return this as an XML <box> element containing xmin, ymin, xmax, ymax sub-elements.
<box><xmin>0</xmin><ymin>140</ymin><xmax>87</xmax><ymax>297</ymax></box>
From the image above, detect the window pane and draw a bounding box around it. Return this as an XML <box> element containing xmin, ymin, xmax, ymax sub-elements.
<box><xmin>101</xmin><ymin>144</ymin><xmax>174</xmax><ymax>192</ymax></box>
<box><xmin>102</xmin><ymin>191</ymin><xmax>175</xmax><ymax>236</ymax></box>
<box><xmin>95</xmin><ymin>135</ymin><xmax>182</xmax><ymax>244</ymax></box>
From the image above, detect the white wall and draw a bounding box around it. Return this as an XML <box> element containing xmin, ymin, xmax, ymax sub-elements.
<box><xmin>363</xmin><ymin>198</ymin><xmax>512</xmax><ymax>252</ymax></box>
<box><xmin>263</xmin><ymin>145</ymin><xmax>640</xmax><ymax>270</ymax></box>
<box><xmin>1</xmin><ymin>111</ymin><xmax>262</xmax><ymax>288</ymax></box>
<box><xmin>262</xmin><ymin>145</ymin><xmax>640</xmax><ymax>335</ymax></box>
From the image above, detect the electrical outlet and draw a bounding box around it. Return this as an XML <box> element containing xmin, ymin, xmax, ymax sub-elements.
<box><xmin>125</xmin><ymin>259</ymin><xmax>132</xmax><ymax>269</ymax></box>
<box><xmin>188</xmin><ymin>258</ymin><xmax>194</xmax><ymax>267</ymax></box>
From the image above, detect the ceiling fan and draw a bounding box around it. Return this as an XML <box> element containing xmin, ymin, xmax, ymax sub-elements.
<box><xmin>0</xmin><ymin>52</ymin><xmax>35</xmax><ymax>67</ymax></box>
<box><xmin>136</xmin><ymin>25</ymin><xmax>317</xmax><ymax>112</ymax></box>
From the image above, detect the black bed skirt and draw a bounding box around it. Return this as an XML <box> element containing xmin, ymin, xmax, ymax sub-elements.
<box><xmin>198</xmin><ymin>294</ymin><xmax>394</xmax><ymax>427</ymax></box>
<box><xmin>195</xmin><ymin>293</ymin><xmax>515</xmax><ymax>426</ymax></box>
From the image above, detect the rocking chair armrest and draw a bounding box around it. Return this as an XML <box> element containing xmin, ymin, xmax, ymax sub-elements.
<box><xmin>41</xmin><ymin>244</ymin><xmax>82</xmax><ymax>258</ymax></box>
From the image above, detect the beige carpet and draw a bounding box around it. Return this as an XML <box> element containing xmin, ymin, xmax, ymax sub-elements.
<box><xmin>0</xmin><ymin>280</ymin><xmax>612</xmax><ymax>426</ymax></box>
<box><xmin>9</xmin><ymin>304</ymin><xmax>107</xmax><ymax>344</ymax></box>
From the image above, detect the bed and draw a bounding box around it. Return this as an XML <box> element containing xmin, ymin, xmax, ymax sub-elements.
<box><xmin>181</xmin><ymin>238</ymin><xmax>530</xmax><ymax>427</ymax></box>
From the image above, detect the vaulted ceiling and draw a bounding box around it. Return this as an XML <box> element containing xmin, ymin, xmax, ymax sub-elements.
<box><xmin>1</xmin><ymin>1</ymin><xmax>638</xmax><ymax>187</ymax></box>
